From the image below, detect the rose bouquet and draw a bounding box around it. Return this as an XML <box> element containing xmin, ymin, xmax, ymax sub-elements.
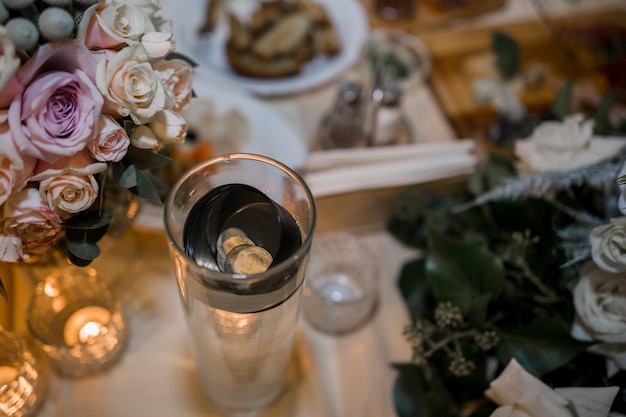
<box><xmin>0</xmin><ymin>0</ymin><xmax>193</xmax><ymax>292</ymax></box>
<box><xmin>388</xmin><ymin>81</ymin><xmax>626</xmax><ymax>416</ymax></box>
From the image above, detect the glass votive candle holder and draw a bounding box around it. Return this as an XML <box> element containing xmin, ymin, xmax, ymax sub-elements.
<box><xmin>302</xmin><ymin>233</ymin><xmax>380</xmax><ymax>335</ymax></box>
<box><xmin>26</xmin><ymin>266</ymin><xmax>129</xmax><ymax>378</ymax></box>
<box><xmin>0</xmin><ymin>326</ymin><xmax>48</xmax><ymax>417</ymax></box>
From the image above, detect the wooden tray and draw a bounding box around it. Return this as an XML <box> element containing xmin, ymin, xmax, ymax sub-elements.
<box><xmin>363</xmin><ymin>0</ymin><xmax>506</xmax><ymax>31</ymax></box>
<box><xmin>419</xmin><ymin>10</ymin><xmax>626</xmax><ymax>137</ymax></box>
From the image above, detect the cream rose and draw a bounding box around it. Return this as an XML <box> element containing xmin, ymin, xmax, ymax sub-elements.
<box><xmin>141</xmin><ymin>31</ymin><xmax>175</xmax><ymax>60</ymax></box>
<box><xmin>0</xmin><ymin>25</ymin><xmax>20</xmax><ymax>97</ymax></box>
<box><xmin>486</xmin><ymin>358</ymin><xmax>619</xmax><ymax>417</ymax></box>
<box><xmin>0</xmin><ymin>233</ymin><xmax>25</xmax><ymax>263</ymax></box>
<box><xmin>149</xmin><ymin>109</ymin><xmax>187</xmax><ymax>145</ymax></box>
<box><xmin>89</xmin><ymin>115</ymin><xmax>130</xmax><ymax>162</ymax></box>
<box><xmin>154</xmin><ymin>59</ymin><xmax>193</xmax><ymax>112</ymax></box>
<box><xmin>129</xmin><ymin>124</ymin><xmax>159</xmax><ymax>149</ymax></box>
<box><xmin>77</xmin><ymin>0</ymin><xmax>156</xmax><ymax>51</ymax></box>
<box><xmin>96</xmin><ymin>45</ymin><xmax>166</xmax><ymax>124</ymax></box>
<box><xmin>514</xmin><ymin>114</ymin><xmax>624</xmax><ymax>174</ymax></box>
<box><xmin>573</xmin><ymin>262</ymin><xmax>626</xmax><ymax>344</ymax></box>
<box><xmin>0</xmin><ymin>119</ymin><xmax>36</xmax><ymax>205</ymax></box>
<box><xmin>2</xmin><ymin>187</ymin><xmax>63</xmax><ymax>256</ymax></box>
<box><xmin>30</xmin><ymin>150</ymin><xmax>107</xmax><ymax>216</ymax></box>
<box><xmin>590</xmin><ymin>217</ymin><xmax>626</xmax><ymax>273</ymax></box>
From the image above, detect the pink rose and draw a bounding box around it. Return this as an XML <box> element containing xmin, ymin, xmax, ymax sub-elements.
<box><xmin>0</xmin><ymin>119</ymin><xmax>36</xmax><ymax>205</ymax></box>
<box><xmin>8</xmin><ymin>68</ymin><xmax>103</xmax><ymax>163</ymax></box>
<box><xmin>77</xmin><ymin>0</ymin><xmax>156</xmax><ymax>51</ymax></box>
<box><xmin>154</xmin><ymin>59</ymin><xmax>193</xmax><ymax>112</ymax></box>
<box><xmin>31</xmin><ymin>150</ymin><xmax>107</xmax><ymax>216</ymax></box>
<box><xmin>0</xmin><ymin>233</ymin><xmax>25</xmax><ymax>263</ymax></box>
<box><xmin>2</xmin><ymin>187</ymin><xmax>63</xmax><ymax>257</ymax></box>
<box><xmin>89</xmin><ymin>115</ymin><xmax>130</xmax><ymax>162</ymax></box>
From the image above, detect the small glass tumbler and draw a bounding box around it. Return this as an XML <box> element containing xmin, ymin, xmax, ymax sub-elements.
<box><xmin>302</xmin><ymin>233</ymin><xmax>380</xmax><ymax>335</ymax></box>
<box><xmin>26</xmin><ymin>266</ymin><xmax>129</xmax><ymax>378</ymax></box>
<box><xmin>0</xmin><ymin>326</ymin><xmax>48</xmax><ymax>417</ymax></box>
<box><xmin>164</xmin><ymin>153</ymin><xmax>316</xmax><ymax>417</ymax></box>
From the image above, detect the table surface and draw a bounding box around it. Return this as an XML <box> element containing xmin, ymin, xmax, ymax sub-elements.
<box><xmin>10</xmin><ymin>0</ymin><xmax>626</xmax><ymax>416</ymax></box>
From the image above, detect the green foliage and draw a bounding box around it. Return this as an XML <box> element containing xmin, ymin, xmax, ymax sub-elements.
<box><xmin>426</xmin><ymin>229</ymin><xmax>505</xmax><ymax>325</ymax></box>
<box><xmin>492</xmin><ymin>31</ymin><xmax>519</xmax><ymax>79</ymax></box>
<box><xmin>388</xmin><ymin>149</ymin><xmax>615</xmax><ymax>415</ymax></box>
<box><xmin>393</xmin><ymin>363</ymin><xmax>456</xmax><ymax>417</ymax></box>
<box><xmin>497</xmin><ymin>317</ymin><xmax>592</xmax><ymax>376</ymax></box>
<box><xmin>550</xmin><ymin>80</ymin><xmax>573</xmax><ymax>121</ymax></box>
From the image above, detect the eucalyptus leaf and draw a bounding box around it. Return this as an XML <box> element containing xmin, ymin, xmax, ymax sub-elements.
<box><xmin>123</xmin><ymin>146</ymin><xmax>172</xmax><ymax>170</ymax></box>
<box><xmin>496</xmin><ymin>316</ymin><xmax>592</xmax><ymax>376</ymax></box>
<box><xmin>68</xmin><ymin>241</ymin><xmax>101</xmax><ymax>261</ymax></box>
<box><xmin>130</xmin><ymin>169</ymin><xmax>162</xmax><ymax>204</ymax></box>
<box><xmin>119</xmin><ymin>165</ymin><xmax>138</xmax><ymax>189</ymax></box>
<box><xmin>492</xmin><ymin>31</ymin><xmax>519</xmax><ymax>79</ymax></box>
<box><xmin>426</xmin><ymin>228</ymin><xmax>505</xmax><ymax>325</ymax></box>
<box><xmin>63</xmin><ymin>209</ymin><xmax>113</xmax><ymax>230</ymax></box>
<box><xmin>550</xmin><ymin>80</ymin><xmax>573</xmax><ymax>121</ymax></box>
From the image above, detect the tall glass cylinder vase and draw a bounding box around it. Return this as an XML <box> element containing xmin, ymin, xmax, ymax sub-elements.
<box><xmin>164</xmin><ymin>154</ymin><xmax>316</xmax><ymax>417</ymax></box>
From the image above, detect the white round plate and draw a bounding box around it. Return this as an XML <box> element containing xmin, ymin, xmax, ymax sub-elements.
<box><xmin>163</xmin><ymin>0</ymin><xmax>369</xmax><ymax>97</ymax></box>
<box><xmin>190</xmin><ymin>75</ymin><xmax>308</xmax><ymax>168</ymax></box>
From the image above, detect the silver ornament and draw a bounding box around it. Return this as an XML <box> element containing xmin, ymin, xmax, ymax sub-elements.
<box><xmin>0</xmin><ymin>2</ymin><xmax>8</xmax><ymax>23</ymax></box>
<box><xmin>73</xmin><ymin>0</ymin><xmax>99</xmax><ymax>6</ymax></box>
<box><xmin>43</xmin><ymin>0</ymin><xmax>72</xmax><ymax>7</ymax></box>
<box><xmin>38</xmin><ymin>7</ymin><xmax>74</xmax><ymax>41</ymax></box>
<box><xmin>2</xmin><ymin>0</ymin><xmax>34</xmax><ymax>9</ymax></box>
<box><xmin>5</xmin><ymin>17</ymin><xmax>39</xmax><ymax>50</ymax></box>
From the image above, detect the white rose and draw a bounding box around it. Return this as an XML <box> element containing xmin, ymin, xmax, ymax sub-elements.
<box><xmin>2</xmin><ymin>187</ymin><xmax>63</xmax><ymax>256</ymax></box>
<box><xmin>96</xmin><ymin>45</ymin><xmax>166</xmax><ymax>124</ymax></box>
<box><xmin>77</xmin><ymin>0</ymin><xmax>156</xmax><ymax>50</ymax></box>
<box><xmin>573</xmin><ymin>261</ymin><xmax>626</xmax><ymax>343</ymax></box>
<box><xmin>0</xmin><ymin>25</ymin><xmax>20</xmax><ymax>92</ymax></box>
<box><xmin>141</xmin><ymin>31</ymin><xmax>175</xmax><ymax>60</ymax></box>
<box><xmin>0</xmin><ymin>120</ymin><xmax>37</xmax><ymax>206</ymax></box>
<box><xmin>89</xmin><ymin>115</ymin><xmax>130</xmax><ymax>162</ymax></box>
<box><xmin>486</xmin><ymin>358</ymin><xmax>619</xmax><ymax>417</ymax></box>
<box><xmin>30</xmin><ymin>150</ymin><xmax>107</xmax><ymax>216</ymax></box>
<box><xmin>130</xmin><ymin>124</ymin><xmax>159</xmax><ymax>149</ymax></box>
<box><xmin>0</xmin><ymin>234</ymin><xmax>25</xmax><ymax>263</ymax></box>
<box><xmin>590</xmin><ymin>217</ymin><xmax>626</xmax><ymax>273</ymax></box>
<box><xmin>149</xmin><ymin>109</ymin><xmax>187</xmax><ymax>145</ymax></box>
<box><xmin>154</xmin><ymin>58</ymin><xmax>194</xmax><ymax>112</ymax></box>
<box><xmin>514</xmin><ymin>114</ymin><xmax>624</xmax><ymax>174</ymax></box>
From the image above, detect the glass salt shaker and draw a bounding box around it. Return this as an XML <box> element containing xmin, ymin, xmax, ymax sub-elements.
<box><xmin>372</xmin><ymin>85</ymin><xmax>404</xmax><ymax>146</ymax></box>
<box><xmin>318</xmin><ymin>81</ymin><xmax>365</xmax><ymax>149</ymax></box>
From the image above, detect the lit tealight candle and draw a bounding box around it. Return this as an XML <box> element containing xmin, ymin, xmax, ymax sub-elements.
<box><xmin>63</xmin><ymin>306</ymin><xmax>112</xmax><ymax>345</ymax></box>
<box><xmin>0</xmin><ymin>365</ymin><xmax>18</xmax><ymax>386</ymax></box>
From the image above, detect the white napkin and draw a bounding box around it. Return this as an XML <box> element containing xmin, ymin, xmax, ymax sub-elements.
<box><xmin>486</xmin><ymin>358</ymin><xmax>619</xmax><ymax>417</ymax></box>
<box><xmin>304</xmin><ymin>140</ymin><xmax>477</xmax><ymax>197</ymax></box>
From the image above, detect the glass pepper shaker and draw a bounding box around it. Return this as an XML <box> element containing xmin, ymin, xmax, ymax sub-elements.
<box><xmin>372</xmin><ymin>85</ymin><xmax>403</xmax><ymax>146</ymax></box>
<box><xmin>318</xmin><ymin>81</ymin><xmax>365</xmax><ymax>149</ymax></box>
